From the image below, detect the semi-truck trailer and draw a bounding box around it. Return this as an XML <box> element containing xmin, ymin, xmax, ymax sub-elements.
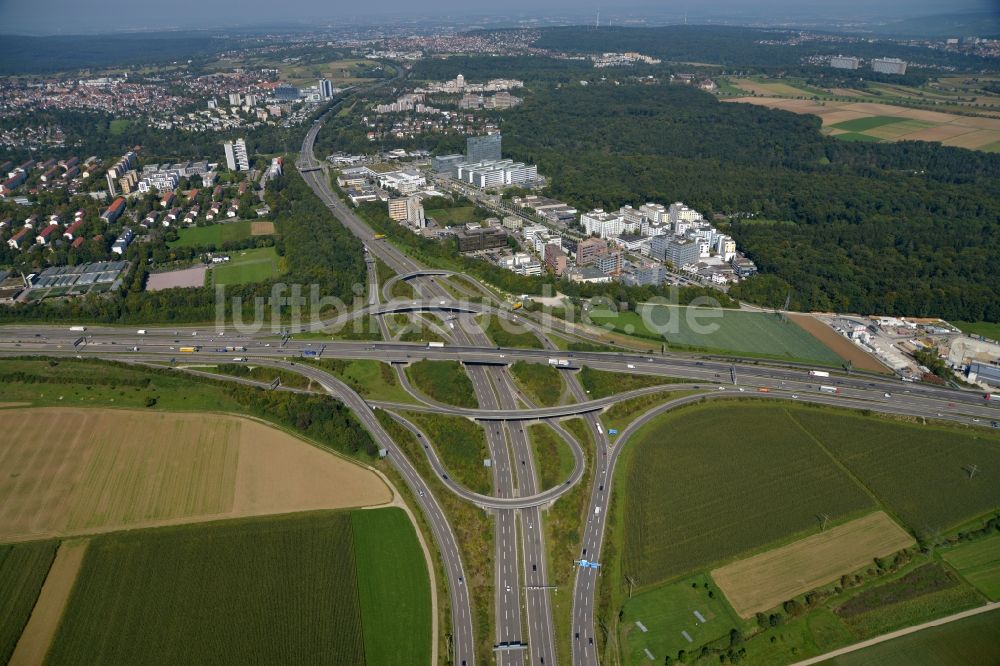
<box><xmin>809</xmin><ymin>370</ymin><xmax>830</xmax><ymax>378</ymax></box>
<box><xmin>69</xmin><ymin>326</ymin><xmax>86</xmax><ymax>332</ymax></box>
<box><xmin>179</xmin><ymin>346</ymin><xmax>200</xmax><ymax>353</ymax></box>
<box><xmin>819</xmin><ymin>385</ymin><xmax>841</xmax><ymax>394</ymax></box>
<box><xmin>427</xmin><ymin>341</ymin><xmax>444</xmax><ymax>348</ymax></box>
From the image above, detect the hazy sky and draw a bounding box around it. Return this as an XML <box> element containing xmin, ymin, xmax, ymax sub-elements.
<box><xmin>0</xmin><ymin>0</ymin><xmax>995</xmax><ymax>34</ymax></box>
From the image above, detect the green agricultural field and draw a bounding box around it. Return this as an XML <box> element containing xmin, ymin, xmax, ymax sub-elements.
<box><xmin>406</xmin><ymin>360</ymin><xmax>478</xmax><ymax>408</ymax></box>
<box><xmin>579</xmin><ymin>366</ymin><xmax>690</xmax><ymax>399</ymax></box>
<box><xmin>588</xmin><ymin>305</ymin><xmax>843</xmax><ymax>364</ymax></box>
<box><xmin>352</xmin><ymin>509</ymin><xmax>432</xmax><ymax>666</ymax></box>
<box><xmin>620</xmin><ymin>574</ymin><xmax>742</xmax><ymax>666</ymax></box>
<box><xmin>480</xmin><ymin>315</ymin><xmax>544</xmax><ymax>349</ymax></box>
<box><xmin>831</xmin><ymin>116</ymin><xmax>907</xmax><ymax>132</ymax></box>
<box><xmin>620</xmin><ymin>403</ymin><xmax>875</xmax><ymax>585</ymax></box>
<box><xmin>510</xmin><ymin>361</ymin><xmax>562</xmax><ymax>407</ymax></box>
<box><xmin>168</xmin><ymin>221</ymin><xmax>260</xmax><ymax>248</ymax></box>
<box><xmin>0</xmin><ymin>541</ymin><xmax>59</xmax><ymax>664</ymax></box>
<box><xmin>306</xmin><ymin>358</ymin><xmax>416</xmax><ymax>404</ymax></box>
<box><xmin>528</xmin><ymin>423</ymin><xmax>575</xmax><ymax>491</ymax></box>
<box><xmin>403</xmin><ymin>411</ymin><xmax>492</xmax><ymax>495</ymax></box>
<box><xmin>942</xmin><ymin>533</ymin><xmax>1000</xmax><ymax>601</ymax></box>
<box><xmin>826</xmin><ymin>609</ymin><xmax>1000</xmax><ymax>666</ymax></box>
<box><xmin>210</xmin><ymin>247</ymin><xmax>281</xmax><ymax>286</ymax></box>
<box><xmin>791</xmin><ymin>410</ymin><xmax>1000</xmax><ymax>533</ymax></box>
<box><xmin>47</xmin><ymin>512</ymin><xmax>367</xmax><ymax>665</ymax></box>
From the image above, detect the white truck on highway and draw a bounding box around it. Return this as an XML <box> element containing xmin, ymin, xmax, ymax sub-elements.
<box><xmin>427</xmin><ymin>341</ymin><xmax>444</xmax><ymax>348</ymax></box>
<box><xmin>819</xmin><ymin>385</ymin><xmax>841</xmax><ymax>394</ymax></box>
<box><xmin>136</xmin><ymin>329</ymin><xmax>147</xmax><ymax>335</ymax></box>
<box><xmin>809</xmin><ymin>370</ymin><xmax>830</xmax><ymax>378</ymax></box>
<box><xmin>548</xmin><ymin>358</ymin><xmax>570</xmax><ymax>367</ymax></box>
<box><xmin>69</xmin><ymin>326</ymin><xmax>86</xmax><ymax>332</ymax></box>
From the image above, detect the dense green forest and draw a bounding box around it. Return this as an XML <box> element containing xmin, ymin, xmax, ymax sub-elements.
<box><xmin>531</xmin><ymin>26</ymin><xmax>993</xmax><ymax>72</ymax></box>
<box><xmin>498</xmin><ymin>82</ymin><xmax>1000</xmax><ymax>321</ymax></box>
<box><xmin>0</xmin><ymin>32</ymin><xmax>234</xmax><ymax>75</ymax></box>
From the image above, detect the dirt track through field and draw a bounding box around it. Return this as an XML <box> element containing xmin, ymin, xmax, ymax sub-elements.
<box><xmin>788</xmin><ymin>314</ymin><xmax>887</xmax><ymax>372</ymax></box>
<box><xmin>712</xmin><ymin>511</ymin><xmax>914</xmax><ymax>617</ymax></box>
<box><xmin>9</xmin><ymin>539</ymin><xmax>89</xmax><ymax>666</ymax></box>
<box><xmin>0</xmin><ymin>408</ymin><xmax>391</xmax><ymax>542</ymax></box>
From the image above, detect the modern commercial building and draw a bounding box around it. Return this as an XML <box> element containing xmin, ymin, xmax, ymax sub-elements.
<box><xmin>388</xmin><ymin>196</ymin><xmax>425</xmax><ymax>227</ymax></box>
<box><xmin>576</xmin><ymin>236</ymin><xmax>609</xmax><ymax>266</ymax></box>
<box><xmin>871</xmin><ymin>58</ymin><xmax>908</xmax><ymax>75</ymax></box>
<box><xmin>274</xmin><ymin>84</ymin><xmax>300</xmax><ymax>101</ymax></box>
<box><xmin>715</xmin><ymin>235</ymin><xmax>737</xmax><ymax>261</ymax></box>
<box><xmin>581</xmin><ymin>209</ymin><xmax>625</xmax><ymax>238</ymax></box>
<box><xmin>454</xmin><ymin>160</ymin><xmax>537</xmax><ymax>189</ymax></box>
<box><xmin>595</xmin><ymin>251</ymin><xmax>623</xmax><ymax>276</ymax></box>
<box><xmin>467</xmin><ymin>133</ymin><xmax>502</xmax><ymax>163</ymax></box>
<box><xmin>456</xmin><ymin>227</ymin><xmax>506</xmax><ymax>253</ymax></box>
<box><xmin>544</xmin><ymin>243</ymin><xmax>568</xmax><ymax>276</ymax></box>
<box><xmin>652</xmin><ymin>235</ymin><xmax>700</xmax><ymax>267</ymax></box>
<box><xmin>224</xmin><ymin>139</ymin><xmax>250</xmax><ymax>172</ymax></box>
<box><xmin>432</xmin><ymin>154</ymin><xmax>465</xmax><ymax>173</ymax></box>
<box><xmin>830</xmin><ymin>55</ymin><xmax>860</xmax><ymax>70</ymax></box>
<box><xmin>631</xmin><ymin>265</ymin><xmax>666</xmax><ymax>286</ymax></box>
<box><xmin>319</xmin><ymin>79</ymin><xmax>334</xmax><ymax>100</ymax></box>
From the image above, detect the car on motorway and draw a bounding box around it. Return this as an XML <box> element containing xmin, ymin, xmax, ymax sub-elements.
<box><xmin>885</xmin><ymin>393</ymin><xmax>892</xmax><ymax>398</ymax></box>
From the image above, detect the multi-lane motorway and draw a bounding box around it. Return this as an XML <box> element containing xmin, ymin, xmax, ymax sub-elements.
<box><xmin>3</xmin><ymin>90</ymin><xmax>997</xmax><ymax>666</ymax></box>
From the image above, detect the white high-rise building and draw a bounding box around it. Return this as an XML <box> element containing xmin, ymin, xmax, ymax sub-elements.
<box><xmin>830</xmin><ymin>55</ymin><xmax>860</xmax><ymax>70</ymax></box>
<box><xmin>871</xmin><ymin>58</ymin><xmax>908</xmax><ymax>75</ymax></box>
<box><xmin>319</xmin><ymin>79</ymin><xmax>334</xmax><ymax>100</ymax></box>
<box><xmin>224</xmin><ymin>139</ymin><xmax>250</xmax><ymax>172</ymax></box>
<box><xmin>456</xmin><ymin>73</ymin><xmax>465</xmax><ymax>89</ymax></box>
<box><xmin>228</xmin><ymin>93</ymin><xmax>242</xmax><ymax>106</ymax></box>
<box><xmin>581</xmin><ymin>209</ymin><xmax>625</xmax><ymax>238</ymax></box>
<box><xmin>668</xmin><ymin>202</ymin><xmax>701</xmax><ymax>233</ymax></box>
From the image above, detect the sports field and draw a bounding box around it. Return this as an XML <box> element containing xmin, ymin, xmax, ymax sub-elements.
<box><xmin>712</xmin><ymin>512</ymin><xmax>914</xmax><ymax>617</ymax></box>
<box><xmin>725</xmin><ymin>97</ymin><xmax>1000</xmax><ymax>151</ymax></box>
<box><xmin>620</xmin><ymin>573</ymin><xmax>742</xmax><ymax>666</ymax></box>
<box><xmin>941</xmin><ymin>533</ymin><xmax>1000</xmax><ymax>601</ymax></box>
<box><xmin>168</xmin><ymin>220</ymin><xmax>266</xmax><ymax>248</ymax></box>
<box><xmin>588</xmin><ymin>304</ymin><xmax>844</xmax><ymax>364</ymax></box>
<box><xmin>45</xmin><ymin>509</ymin><xmax>430</xmax><ymax>665</ymax></box>
<box><xmin>826</xmin><ymin>608</ymin><xmax>1000</xmax><ymax>666</ymax></box>
<box><xmin>210</xmin><ymin>246</ymin><xmax>282</xmax><ymax>285</ymax></box>
<box><xmin>621</xmin><ymin>403</ymin><xmax>875</xmax><ymax>585</ymax></box>
<box><xmin>0</xmin><ymin>408</ymin><xmax>390</xmax><ymax>541</ymax></box>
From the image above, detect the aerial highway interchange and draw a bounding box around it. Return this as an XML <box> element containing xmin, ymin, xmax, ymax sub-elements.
<box><xmin>2</xmin><ymin>91</ymin><xmax>997</xmax><ymax>666</ymax></box>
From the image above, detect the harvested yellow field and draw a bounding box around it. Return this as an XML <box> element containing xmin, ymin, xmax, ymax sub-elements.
<box><xmin>724</xmin><ymin>97</ymin><xmax>1000</xmax><ymax>150</ymax></box>
<box><xmin>0</xmin><ymin>408</ymin><xmax>391</xmax><ymax>541</ymax></box>
<box><xmin>251</xmin><ymin>220</ymin><xmax>275</xmax><ymax>235</ymax></box>
<box><xmin>712</xmin><ymin>511</ymin><xmax>914</xmax><ymax>617</ymax></box>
